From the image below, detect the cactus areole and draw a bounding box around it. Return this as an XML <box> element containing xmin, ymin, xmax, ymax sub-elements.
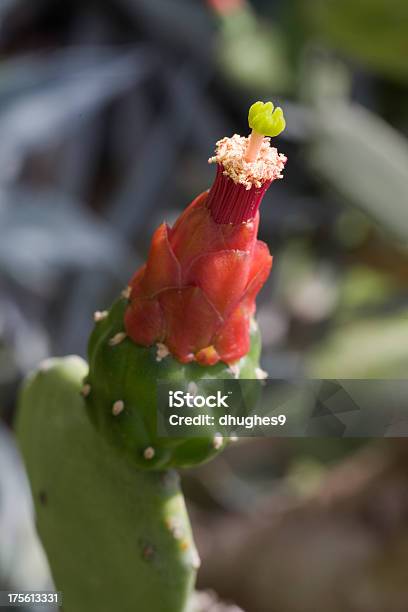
<box><xmin>85</xmin><ymin>101</ymin><xmax>286</xmax><ymax>469</ymax></box>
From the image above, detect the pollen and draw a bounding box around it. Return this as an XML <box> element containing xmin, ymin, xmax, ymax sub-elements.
<box><xmin>209</xmin><ymin>134</ymin><xmax>286</xmax><ymax>190</ymax></box>
<box><xmin>112</xmin><ymin>400</ymin><xmax>124</xmax><ymax>416</ymax></box>
<box><xmin>109</xmin><ymin>332</ymin><xmax>127</xmax><ymax>346</ymax></box>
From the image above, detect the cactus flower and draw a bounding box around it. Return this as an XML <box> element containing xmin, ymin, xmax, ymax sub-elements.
<box><xmin>16</xmin><ymin>103</ymin><xmax>288</xmax><ymax>612</ymax></box>
<box><xmin>81</xmin><ymin>100</ymin><xmax>286</xmax><ymax>470</ymax></box>
<box><xmin>125</xmin><ymin>102</ymin><xmax>287</xmax><ymax>366</ymax></box>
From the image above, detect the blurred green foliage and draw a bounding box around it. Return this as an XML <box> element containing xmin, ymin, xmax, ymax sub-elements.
<box><xmin>0</xmin><ymin>2</ymin><xmax>407</xmax><ymax>606</ymax></box>
<box><xmin>302</xmin><ymin>0</ymin><xmax>408</xmax><ymax>83</ymax></box>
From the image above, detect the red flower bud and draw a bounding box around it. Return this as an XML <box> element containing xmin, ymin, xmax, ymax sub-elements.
<box><xmin>125</xmin><ymin>133</ymin><xmax>286</xmax><ymax>366</ymax></box>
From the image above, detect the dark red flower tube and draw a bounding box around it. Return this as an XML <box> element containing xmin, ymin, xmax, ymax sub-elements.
<box><xmin>125</xmin><ymin>108</ymin><xmax>287</xmax><ymax>366</ymax></box>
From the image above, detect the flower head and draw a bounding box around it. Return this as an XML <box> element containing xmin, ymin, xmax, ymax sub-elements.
<box><xmin>124</xmin><ymin>102</ymin><xmax>286</xmax><ymax>366</ymax></box>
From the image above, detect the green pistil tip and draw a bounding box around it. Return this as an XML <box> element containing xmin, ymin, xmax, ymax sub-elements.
<box><xmin>248</xmin><ymin>100</ymin><xmax>286</xmax><ymax>138</ymax></box>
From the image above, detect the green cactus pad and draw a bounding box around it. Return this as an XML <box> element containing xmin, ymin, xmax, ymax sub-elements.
<box><xmin>85</xmin><ymin>297</ymin><xmax>262</xmax><ymax>470</ymax></box>
<box><xmin>16</xmin><ymin>356</ymin><xmax>197</xmax><ymax>612</ymax></box>
<box><xmin>248</xmin><ymin>100</ymin><xmax>286</xmax><ymax>137</ymax></box>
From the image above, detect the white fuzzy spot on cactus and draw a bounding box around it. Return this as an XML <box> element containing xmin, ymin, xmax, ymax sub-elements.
<box><xmin>144</xmin><ymin>446</ymin><xmax>155</xmax><ymax>460</ymax></box>
<box><xmin>121</xmin><ymin>285</ymin><xmax>131</xmax><ymax>299</ymax></box>
<box><xmin>228</xmin><ymin>364</ymin><xmax>240</xmax><ymax>379</ymax></box>
<box><xmin>112</xmin><ymin>400</ymin><xmax>124</xmax><ymax>416</ymax></box>
<box><xmin>81</xmin><ymin>383</ymin><xmax>91</xmax><ymax>397</ymax></box>
<box><xmin>93</xmin><ymin>310</ymin><xmax>108</xmax><ymax>322</ymax></box>
<box><xmin>165</xmin><ymin>517</ymin><xmax>184</xmax><ymax>540</ymax></box>
<box><xmin>255</xmin><ymin>367</ymin><xmax>268</xmax><ymax>380</ymax></box>
<box><xmin>192</xmin><ymin>591</ymin><xmax>242</xmax><ymax>610</ymax></box>
<box><xmin>38</xmin><ymin>358</ymin><xmax>56</xmax><ymax>372</ymax></box>
<box><xmin>213</xmin><ymin>433</ymin><xmax>224</xmax><ymax>450</ymax></box>
<box><xmin>108</xmin><ymin>332</ymin><xmax>127</xmax><ymax>346</ymax></box>
<box><xmin>190</xmin><ymin>548</ymin><xmax>201</xmax><ymax>570</ymax></box>
<box><xmin>187</xmin><ymin>381</ymin><xmax>198</xmax><ymax>396</ymax></box>
<box><xmin>156</xmin><ymin>343</ymin><xmax>170</xmax><ymax>361</ymax></box>
<box><xmin>250</xmin><ymin>317</ymin><xmax>258</xmax><ymax>333</ymax></box>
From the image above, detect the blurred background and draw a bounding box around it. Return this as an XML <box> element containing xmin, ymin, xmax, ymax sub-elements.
<box><xmin>0</xmin><ymin>0</ymin><xmax>407</xmax><ymax>610</ymax></box>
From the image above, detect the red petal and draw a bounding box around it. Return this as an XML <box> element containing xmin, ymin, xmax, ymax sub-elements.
<box><xmin>159</xmin><ymin>286</ymin><xmax>222</xmax><ymax>361</ymax></box>
<box><xmin>170</xmin><ymin>195</ymin><xmax>259</xmax><ymax>275</ymax></box>
<box><xmin>125</xmin><ymin>191</ymin><xmax>273</xmax><ymax>365</ymax></box>
<box><xmin>187</xmin><ymin>249</ymin><xmax>250</xmax><ymax>318</ymax></box>
<box><xmin>171</xmin><ymin>191</ymin><xmax>208</xmax><ymax>232</ymax></box>
<box><xmin>124</xmin><ymin>298</ymin><xmax>164</xmax><ymax>346</ymax></box>
<box><xmin>219</xmin><ymin>212</ymin><xmax>259</xmax><ymax>251</ymax></box>
<box><xmin>245</xmin><ymin>241</ymin><xmax>273</xmax><ymax>302</ymax></box>
<box><xmin>170</xmin><ymin>194</ymin><xmax>222</xmax><ymax>268</ymax></box>
<box><xmin>129</xmin><ymin>265</ymin><xmax>145</xmax><ymax>294</ymax></box>
<box><xmin>214</xmin><ymin>304</ymin><xmax>250</xmax><ymax>363</ymax></box>
<box><xmin>140</xmin><ymin>223</ymin><xmax>181</xmax><ymax>297</ymax></box>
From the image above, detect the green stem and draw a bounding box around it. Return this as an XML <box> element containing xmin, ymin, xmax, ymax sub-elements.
<box><xmin>16</xmin><ymin>357</ymin><xmax>197</xmax><ymax>612</ymax></box>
